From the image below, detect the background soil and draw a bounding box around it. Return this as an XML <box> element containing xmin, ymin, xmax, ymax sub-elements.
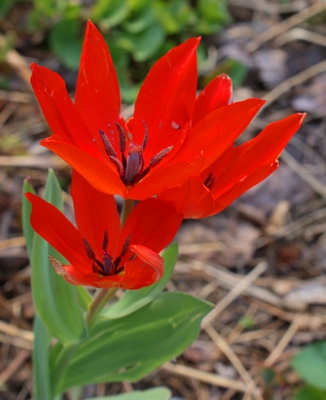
<box><xmin>1</xmin><ymin>1</ymin><xmax>326</xmax><ymax>399</ymax></box>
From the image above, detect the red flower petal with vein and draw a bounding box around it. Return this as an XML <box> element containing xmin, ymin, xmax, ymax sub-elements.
<box><xmin>159</xmin><ymin>113</ymin><xmax>306</xmax><ymax>218</ymax></box>
<box><xmin>25</xmin><ymin>173</ymin><xmax>183</xmax><ymax>289</ymax></box>
<box><xmin>31</xmin><ymin>21</ymin><xmax>268</xmax><ymax>200</ymax></box>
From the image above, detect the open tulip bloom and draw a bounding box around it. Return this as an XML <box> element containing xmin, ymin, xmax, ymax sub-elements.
<box><xmin>24</xmin><ymin>20</ymin><xmax>306</xmax><ymax>400</ymax></box>
<box><xmin>30</xmin><ymin>21</ymin><xmax>304</xmax><ymax>203</ymax></box>
<box><xmin>26</xmin><ymin>172</ymin><xmax>182</xmax><ymax>289</ymax></box>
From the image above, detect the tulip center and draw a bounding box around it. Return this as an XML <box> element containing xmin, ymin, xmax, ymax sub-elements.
<box><xmin>83</xmin><ymin>231</ymin><xmax>131</xmax><ymax>277</ymax></box>
<box><xmin>100</xmin><ymin>122</ymin><xmax>173</xmax><ymax>186</ymax></box>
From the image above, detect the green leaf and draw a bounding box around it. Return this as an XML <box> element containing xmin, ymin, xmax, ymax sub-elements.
<box><xmin>31</xmin><ymin>170</ymin><xmax>88</xmax><ymax>344</ymax></box>
<box><xmin>85</xmin><ymin>387</ymin><xmax>171</xmax><ymax>400</ymax></box>
<box><xmin>105</xmin><ymin>243</ymin><xmax>178</xmax><ymax>319</ymax></box>
<box><xmin>132</xmin><ymin>24</ymin><xmax>165</xmax><ymax>62</ymax></box>
<box><xmin>291</xmin><ymin>341</ymin><xmax>326</xmax><ymax>390</ymax></box>
<box><xmin>22</xmin><ymin>179</ymin><xmax>36</xmax><ymax>258</ymax></box>
<box><xmin>0</xmin><ymin>0</ymin><xmax>14</xmax><ymax>17</ymax></box>
<box><xmin>91</xmin><ymin>0</ymin><xmax>130</xmax><ymax>27</ymax></box>
<box><xmin>197</xmin><ymin>0</ymin><xmax>232</xmax><ymax>24</ymax></box>
<box><xmin>49</xmin><ymin>19</ymin><xmax>83</xmax><ymax>70</ymax></box>
<box><xmin>33</xmin><ymin>314</ymin><xmax>52</xmax><ymax>400</ymax></box>
<box><xmin>123</xmin><ymin>7</ymin><xmax>154</xmax><ymax>33</ymax></box>
<box><xmin>293</xmin><ymin>386</ymin><xmax>326</xmax><ymax>400</ymax></box>
<box><xmin>113</xmin><ymin>24</ymin><xmax>165</xmax><ymax>62</ymax></box>
<box><xmin>154</xmin><ymin>0</ymin><xmax>194</xmax><ymax>34</ymax></box>
<box><xmin>57</xmin><ymin>292</ymin><xmax>212</xmax><ymax>392</ymax></box>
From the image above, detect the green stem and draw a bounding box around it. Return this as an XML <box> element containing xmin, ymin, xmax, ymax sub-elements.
<box><xmin>121</xmin><ymin>199</ymin><xmax>134</xmax><ymax>226</ymax></box>
<box><xmin>86</xmin><ymin>288</ymin><xmax>118</xmax><ymax>326</ymax></box>
<box><xmin>85</xmin><ymin>199</ymin><xmax>135</xmax><ymax>326</ymax></box>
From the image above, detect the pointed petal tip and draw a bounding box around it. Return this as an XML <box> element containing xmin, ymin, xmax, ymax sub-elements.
<box><xmin>24</xmin><ymin>191</ymin><xmax>35</xmax><ymax>203</ymax></box>
<box><xmin>131</xmin><ymin>244</ymin><xmax>164</xmax><ymax>278</ymax></box>
<box><xmin>85</xmin><ymin>19</ymin><xmax>100</xmax><ymax>36</ymax></box>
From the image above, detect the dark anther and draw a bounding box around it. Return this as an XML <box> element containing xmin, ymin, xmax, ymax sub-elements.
<box><xmin>149</xmin><ymin>146</ymin><xmax>173</xmax><ymax>168</ymax></box>
<box><xmin>114</xmin><ymin>256</ymin><xmax>121</xmax><ymax>267</ymax></box>
<box><xmin>103</xmin><ymin>120</ymin><xmax>174</xmax><ymax>187</ymax></box>
<box><xmin>204</xmin><ymin>172</ymin><xmax>215</xmax><ymax>190</ymax></box>
<box><xmin>99</xmin><ymin>130</ymin><xmax>117</xmax><ymax>158</ymax></box>
<box><xmin>115</xmin><ymin>122</ymin><xmax>126</xmax><ymax>153</ymax></box>
<box><xmin>121</xmin><ymin>152</ymin><xmax>127</xmax><ymax>170</ymax></box>
<box><xmin>142</xmin><ymin>120</ymin><xmax>149</xmax><ymax>149</ymax></box>
<box><xmin>121</xmin><ymin>234</ymin><xmax>131</xmax><ymax>257</ymax></box>
<box><xmin>109</xmin><ymin>155</ymin><xmax>124</xmax><ymax>176</ymax></box>
<box><xmin>102</xmin><ymin>230</ymin><xmax>108</xmax><ymax>251</ymax></box>
<box><xmin>83</xmin><ymin>239</ymin><xmax>95</xmax><ymax>260</ymax></box>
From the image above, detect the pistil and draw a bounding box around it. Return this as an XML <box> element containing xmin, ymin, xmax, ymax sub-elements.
<box><xmin>99</xmin><ymin>122</ymin><xmax>173</xmax><ymax>187</ymax></box>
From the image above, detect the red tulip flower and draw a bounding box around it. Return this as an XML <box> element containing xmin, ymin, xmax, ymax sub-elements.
<box><xmin>159</xmin><ymin>76</ymin><xmax>305</xmax><ymax>218</ymax></box>
<box><xmin>30</xmin><ymin>21</ymin><xmax>267</xmax><ymax>200</ymax></box>
<box><xmin>25</xmin><ymin>173</ymin><xmax>183</xmax><ymax>289</ymax></box>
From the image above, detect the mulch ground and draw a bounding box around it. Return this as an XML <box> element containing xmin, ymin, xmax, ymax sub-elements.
<box><xmin>1</xmin><ymin>1</ymin><xmax>326</xmax><ymax>399</ymax></box>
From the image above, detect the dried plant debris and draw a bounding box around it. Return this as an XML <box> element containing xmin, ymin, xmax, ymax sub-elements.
<box><xmin>1</xmin><ymin>1</ymin><xmax>326</xmax><ymax>399</ymax></box>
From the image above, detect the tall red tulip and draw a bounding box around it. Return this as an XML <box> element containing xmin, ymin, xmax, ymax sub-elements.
<box><xmin>26</xmin><ymin>173</ymin><xmax>183</xmax><ymax>289</ymax></box>
<box><xmin>30</xmin><ymin>21</ymin><xmax>266</xmax><ymax>200</ymax></box>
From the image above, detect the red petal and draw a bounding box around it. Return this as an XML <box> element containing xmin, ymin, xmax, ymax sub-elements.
<box><xmin>159</xmin><ymin>177</ymin><xmax>215</xmax><ymax>219</ymax></box>
<box><xmin>59</xmin><ymin>264</ymin><xmax>99</xmax><ymax>286</ymax></box>
<box><xmin>211</xmin><ymin>162</ymin><xmax>279</xmax><ymax>215</ymax></box>
<box><xmin>131</xmin><ymin>244</ymin><xmax>163</xmax><ymax>276</ymax></box>
<box><xmin>193</xmin><ymin>74</ymin><xmax>233</xmax><ymax>125</ymax></box>
<box><xmin>212</xmin><ymin>113</ymin><xmax>305</xmax><ymax>198</ymax></box>
<box><xmin>123</xmin><ymin>245</ymin><xmax>164</xmax><ymax>289</ymax></box>
<box><xmin>90</xmin><ymin>256</ymin><xmax>162</xmax><ymax>290</ymax></box>
<box><xmin>232</xmin><ymin>113</ymin><xmax>305</xmax><ymax>167</ymax></box>
<box><xmin>71</xmin><ymin>171</ymin><xmax>121</xmax><ymax>256</ymax></box>
<box><xmin>25</xmin><ymin>193</ymin><xmax>88</xmax><ymax>271</ymax></box>
<box><xmin>30</xmin><ymin>64</ymin><xmax>98</xmax><ymax>154</ymax></box>
<box><xmin>177</xmin><ymin>98</ymin><xmax>265</xmax><ymax>170</ymax></box>
<box><xmin>131</xmin><ymin>38</ymin><xmax>200</xmax><ymax>162</ymax></box>
<box><xmin>41</xmin><ymin>138</ymin><xmax>126</xmax><ymax>197</ymax></box>
<box><xmin>118</xmin><ymin>198</ymin><xmax>183</xmax><ymax>258</ymax></box>
<box><xmin>75</xmin><ymin>21</ymin><xmax>124</xmax><ymax>149</ymax></box>
<box><xmin>127</xmin><ymin>157</ymin><xmax>204</xmax><ymax>199</ymax></box>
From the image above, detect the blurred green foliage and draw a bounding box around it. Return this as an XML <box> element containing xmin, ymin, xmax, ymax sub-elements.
<box><xmin>2</xmin><ymin>0</ymin><xmax>232</xmax><ymax>102</ymax></box>
<box><xmin>291</xmin><ymin>341</ymin><xmax>326</xmax><ymax>399</ymax></box>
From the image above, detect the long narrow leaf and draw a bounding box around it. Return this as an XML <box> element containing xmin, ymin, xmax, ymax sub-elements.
<box><xmin>33</xmin><ymin>314</ymin><xmax>52</xmax><ymax>400</ymax></box>
<box><xmin>22</xmin><ymin>179</ymin><xmax>36</xmax><ymax>257</ymax></box>
<box><xmin>31</xmin><ymin>170</ymin><xmax>88</xmax><ymax>344</ymax></box>
<box><xmin>85</xmin><ymin>387</ymin><xmax>171</xmax><ymax>400</ymax></box>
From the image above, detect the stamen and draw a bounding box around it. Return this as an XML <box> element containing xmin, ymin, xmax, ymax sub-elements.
<box><xmin>149</xmin><ymin>146</ymin><xmax>173</xmax><ymax>168</ymax></box>
<box><xmin>102</xmin><ymin>231</ymin><xmax>108</xmax><ymax>251</ymax></box>
<box><xmin>83</xmin><ymin>239</ymin><xmax>95</xmax><ymax>260</ymax></box>
<box><xmin>137</xmin><ymin>166</ymin><xmax>150</xmax><ymax>181</ymax></box>
<box><xmin>115</xmin><ymin>266</ymin><xmax>125</xmax><ymax>274</ymax></box>
<box><xmin>109</xmin><ymin>155</ymin><xmax>124</xmax><ymax>176</ymax></box>
<box><xmin>115</xmin><ymin>122</ymin><xmax>126</xmax><ymax>153</ymax></box>
<box><xmin>142</xmin><ymin>120</ymin><xmax>149</xmax><ymax>149</ymax></box>
<box><xmin>99</xmin><ymin>130</ymin><xmax>117</xmax><ymax>158</ymax></box>
<box><xmin>121</xmin><ymin>234</ymin><xmax>131</xmax><ymax>257</ymax></box>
